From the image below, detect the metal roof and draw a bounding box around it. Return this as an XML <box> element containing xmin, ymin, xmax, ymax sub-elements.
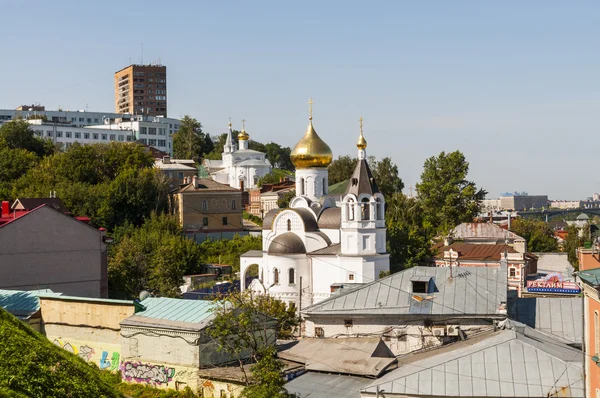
<box><xmin>0</xmin><ymin>289</ymin><xmax>42</xmax><ymax>319</ymax></box>
<box><xmin>285</xmin><ymin>372</ymin><xmax>370</xmax><ymax>398</ymax></box>
<box><xmin>133</xmin><ymin>297</ymin><xmax>216</xmax><ymax>324</ymax></box>
<box><xmin>278</xmin><ymin>337</ymin><xmax>397</xmax><ymax>378</ymax></box>
<box><xmin>508</xmin><ymin>296</ymin><xmax>582</xmax><ymax>345</ymax></box>
<box><xmin>434</xmin><ymin>242</ymin><xmax>518</xmax><ymax>261</ymax></box>
<box><xmin>302</xmin><ymin>266</ymin><xmax>507</xmax><ymax>317</ymax></box>
<box><xmin>452</xmin><ymin>223</ymin><xmax>523</xmax><ymax>241</ymax></box>
<box><xmin>362</xmin><ymin>329</ymin><xmax>583</xmax><ymax>397</ymax></box>
<box><xmin>317</xmin><ymin>207</ymin><xmax>341</xmax><ymax>229</ymax></box>
<box><xmin>578</xmin><ymin>268</ymin><xmax>600</xmax><ymax>287</ymax></box>
<box><xmin>345</xmin><ymin>159</ymin><xmax>379</xmax><ymax>197</ymax></box>
<box><xmin>310</xmin><ymin>243</ymin><xmax>341</xmax><ymax>255</ymax></box>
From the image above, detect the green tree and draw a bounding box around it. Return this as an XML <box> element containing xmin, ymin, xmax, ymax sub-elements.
<box><xmin>257</xmin><ymin>169</ymin><xmax>293</xmax><ymax>187</ymax></box>
<box><xmin>369</xmin><ymin>156</ymin><xmax>404</xmax><ymax>199</ymax></box>
<box><xmin>386</xmin><ymin>193</ymin><xmax>433</xmax><ymax>271</ymax></box>
<box><xmin>199</xmin><ymin>235</ymin><xmax>262</xmax><ymax>273</ymax></box>
<box><xmin>277</xmin><ymin>190</ymin><xmax>296</xmax><ymax>209</ymax></box>
<box><xmin>203</xmin><ymin>133</ymin><xmax>230</xmax><ymax>160</ymax></box>
<box><xmin>207</xmin><ymin>291</ymin><xmax>296</xmax><ymax>396</ymax></box>
<box><xmin>172</xmin><ymin>116</ymin><xmax>210</xmax><ymax>162</ymax></box>
<box><xmin>0</xmin><ymin>119</ymin><xmax>54</xmax><ymax>158</ymax></box>
<box><xmin>564</xmin><ymin>225</ymin><xmax>586</xmax><ymax>269</ymax></box>
<box><xmin>108</xmin><ymin>213</ymin><xmax>202</xmax><ymax>298</ymax></box>
<box><xmin>264</xmin><ymin>142</ymin><xmax>294</xmax><ymax>171</ymax></box>
<box><xmin>0</xmin><ymin>147</ymin><xmax>38</xmax><ymax>184</ymax></box>
<box><xmin>327</xmin><ymin>155</ymin><xmax>358</xmax><ymax>185</ymax></box>
<box><xmin>509</xmin><ymin>218</ymin><xmax>559</xmax><ymax>252</ymax></box>
<box><xmin>416</xmin><ymin>151</ymin><xmax>487</xmax><ymax>235</ymax></box>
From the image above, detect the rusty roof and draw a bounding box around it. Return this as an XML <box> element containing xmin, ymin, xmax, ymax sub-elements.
<box><xmin>434</xmin><ymin>242</ymin><xmax>517</xmax><ymax>261</ymax></box>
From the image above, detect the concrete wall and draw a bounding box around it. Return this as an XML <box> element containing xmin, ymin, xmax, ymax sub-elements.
<box><xmin>40</xmin><ymin>296</ymin><xmax>135</xmax><ymax>330</ymax></box>
<box><xmin>0</xmin><ymin>206</ymin><xmax>107</xmax><ymax>297</ymax></box>
<box><xmin>304</xmin><ymin>316</ymin><xmax>495</xmax><ymax>356</ymax></box>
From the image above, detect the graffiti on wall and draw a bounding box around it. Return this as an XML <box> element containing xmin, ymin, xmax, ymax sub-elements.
<box><xmin>120</xmin><ymin>361</ymin><xmax>176</xmax><ymax>385</ymax></box>
<box><xmin>100</xmin><ymin>351</ymin><xmax>120</xmax><ymax>371</ymax></box>
<box><xmin>51</xmin><ymin>339</ymin><xmax>120</xmax><ymax>371</ymax></box>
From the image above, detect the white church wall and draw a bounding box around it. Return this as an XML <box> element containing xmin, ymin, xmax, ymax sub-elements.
<box><xmin>318</xmin><ymin>229</ymin><xmax>340</xmax><ymax>244</ymax></box>
<box><xmin>305</xmin><ymin>233</ymin><xmax>330</xmax><ymax>252</ymax></box>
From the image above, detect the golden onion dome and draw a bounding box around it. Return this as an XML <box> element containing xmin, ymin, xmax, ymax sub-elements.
<box><xmin>290</xmin><ymin>120</ymin><xmax>333</xmax><ymax>168</ymax></box>
<box><xmin>237</xmin><ymin>128</ymin><xmax>249</xmax><ymax>141</ymax></box>
<box><xmin>357</xmin><ymin>132</ymin><xmax>367</xmax><ymax>150</ymax></box>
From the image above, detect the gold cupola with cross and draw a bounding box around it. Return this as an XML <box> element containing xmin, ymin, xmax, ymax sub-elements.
<box><xmin>290</xmin><ymin>98</ymin><xmax>333</xmax><ymax>169</ymax></box>
<box><xmin>237</xmin><ymin>119</ymin><xmax>250</xmax><ymax>141</ymax></box>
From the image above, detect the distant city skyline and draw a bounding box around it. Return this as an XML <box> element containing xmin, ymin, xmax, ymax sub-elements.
<box><xmin>1</xmin><ymin>1</ymin><xmax>598</xmax><ymax>199</ymax></box>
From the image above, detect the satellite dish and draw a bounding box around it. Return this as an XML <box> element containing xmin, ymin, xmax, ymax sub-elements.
<box><xmin>139</xmin><ymin>290</ymin><xmax>150</xmax><ymax>301</ymax></box>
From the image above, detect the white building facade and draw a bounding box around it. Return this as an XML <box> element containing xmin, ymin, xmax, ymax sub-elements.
<box><xmin>240</xmin><ymin>115</ymin><xmax>389</xmax><ymax>310</ymax></box>
<box><xmin>203</xmin><ymin>122</ymin><xmax>271</xmax><ymax>190</ymax></box>
<box><xmin>1</xmin><ymin>108</ymin><xmax>181</xmax><ymax>154</ymax></box>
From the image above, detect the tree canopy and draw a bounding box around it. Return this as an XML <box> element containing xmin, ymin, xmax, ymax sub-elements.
<box><xmin>108</xmin><ymin>213</ymin><xmax>203</xmax><ymax>298</ymax></box>
<box><xmin>386</xmin><ymin>193</ymin><xmax>434</xmax><ymax>272</ymax></box>
<box><xmin>510</xmin><ymin>218</ymin><xmax>559</xmax><ymax>253</ymax></box>
<box><xmin>0</xmin><ymin>119</ymin><xmax>56</xmax><ymax>158</ymax></box>
<box><xmin>207</xmin><ymin>291</ymin><xmax>297</xmax><ymax>397</ymax></box>
<box><xmin>327</xmin><ymin>155</ymin><xmax>357</xmax><ymax>185</ymax></box>
<box><xmin>416</xmin><ymin>150</ymin><xmax>486</xmax><ymax>235</ymax></box>
<box><xmin>172</xmin><ymin>116</ymin><xmax>213</xmax><ymax>162</ymax></box>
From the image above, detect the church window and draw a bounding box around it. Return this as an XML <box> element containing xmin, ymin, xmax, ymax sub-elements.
<box><xmin>349</xmin><ymin>274</ymin><xmax>355</xmax><ymax>281</ymax></box>
<box><xmin>231</xmin><ymin>200</ymin><xmax>236</xmax><ymax>210</ymax></box>
<box><xmin>254</xmin><ymin>175</ymin><xmax>258</xmax><ymax>185</ymax></box>
<box><xmin>202</xmin><ymin>200</ymin><xmax>208</xmax><ymax>210</ymax></box>
<box><xmin>299</xmin><ymin>178</ymin><xmax>305</xmax><ymax>195</ymax></box>
<box><xmin>361</xmin><ymin>198</ymin><xmax>370</xmax><ymax>220</ymax></box>
<box><xmin>288</xmin><ymin>268</ymin><xmax>295</xmax><ymax>284</ymax></box>
<box><xmin>273</xmin><ymin>268</ymin><xmax>280</xmax><ymax>285</ymax></box>
<box><xmin>376</xmin><ymin>198</ymin><xmax>383</xmax><ymax>220</ymax></box>
<box><xmin>323</xmin><ymin>178</ymin><xmax>327</xmax><ymax>194</ymax></box>
<box><xmin>348</xmin><ymin>199</ymin><xmax>355</xmax><ymax>221</ymax></box>
<box><xmin>260</xmin><ymin>269</ymin><xmax>263</xmax><ymax>282</ymax></box>
<box><xmin>287</xmin><ymin>219</ymin><xmax>292</xmax><ymax>231</ymax></box>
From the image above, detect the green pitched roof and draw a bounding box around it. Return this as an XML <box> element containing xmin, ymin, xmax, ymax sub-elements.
<box><xmin>579</xmin><ymin>268</ymin><xmax>600</xmax><ymax>287</ymax></box>
<box><xmin>328</xmin><ymin>179</ymin><xmax>349</xmax><ymax>195</ymax></box>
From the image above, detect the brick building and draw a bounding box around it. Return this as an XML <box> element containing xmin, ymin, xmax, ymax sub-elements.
<box><xmin>115</xmin><ymin>64</ymin><xmax>167</xmax><ymax>116</ymax></box>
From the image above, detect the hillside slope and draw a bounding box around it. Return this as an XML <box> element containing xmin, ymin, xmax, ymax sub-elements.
<box><xmin>0</xmin><ymin>307</ymin><xmax>122</xmax><ymax>398</ymax></box>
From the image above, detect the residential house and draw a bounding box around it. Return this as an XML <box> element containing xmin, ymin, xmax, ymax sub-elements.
<box><xmin>360</xmin><ymin>324</ymin><xmax>583</xmax><ymax>397</ymax></box>
<box><xmin>434</xmin><ymin>223</ymin><xmax>537</xmax><ymax>293</ymax></box>
<box><xmin>173</xmin><ymin>176</ymin><xmax>243</xmax><ymax>240</ymax></box>
<box><xmin>0</xmin><ymin>204</ymin><xmax>110</xmax><ymax>298</ymax></box>
<box><xmin>119</xmin><ymin>297</ymin><xmax>277</xmax><ymax>394</ymax></box>
<box><xmin>301</xmin><ymin>266</ymin><xmax>508</xmax><ymax>356</ymax></box>
<box><xmin>155</xmin><ymin>156</ymin><xmax>197</xmax><ymax>189</ymax></box>
<box><xmin>246</xmin><ymin>178</ymin><xmax>295</xmax><ymax>217</ymax></box>
<box><xmin>577</xmin><ymin>268</ymin><xmax>600</xmax><ymax>396</ymax></box>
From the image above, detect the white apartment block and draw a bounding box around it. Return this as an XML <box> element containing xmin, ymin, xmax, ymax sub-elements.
<box><xmin>0</xmin><ymin>109</ymin><xmax>182</xmax><ymax>155</ymax></box>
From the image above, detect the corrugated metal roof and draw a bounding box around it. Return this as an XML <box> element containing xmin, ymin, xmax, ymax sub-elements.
<box><xmin>285</xmin><ymin>372</ymin><xmax>370</xmax><ymax>398</ymax></box>
<box><xmin>508</xmin><ymin>296</ymin><xmax>582</xmax><ymax>344</ymax></box>
<box><xmin>362</xmin><ymin>328</ymin><xmax>583</xmax><ymax>397</ymax></box>
<box><xmin>310</xmin><ymin>243</ymin><xmax>341</xmax><ymax>255</ymax></box>
<box><xmin>302</xmin><ymin>266</ymin><xmax>507</xmax><ymax>316</ymax></box>
<box><xmin>452</xmin><ymin>223</ymin><xmax>523</xmax><ymax>241</ymax></box>
<box><xmin>136</xmin><ymin>297</ymin><xmax>216</xmax><ymax>324</ymax></box>
<box><xmin>0</xmin><ymin>289</ymin><xmax>61</xmax><ymax>319</ymax></box>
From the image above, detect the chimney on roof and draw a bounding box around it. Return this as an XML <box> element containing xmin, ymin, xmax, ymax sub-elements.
<box><xmin>1</xmin><ymin>201</ymin><xmax>9</xmax><ymax>218</ymax></box>
<box><xmin>192</xmin><ymin>175</ymin><xmax>199</xmax><ymax>188</ymax></box>
<box><xmin>443</xmin><ymin>234</ymin><xmax>453</xmax><ymax>247</ymax></box>
<box><xmin>163</xmin><ymin>155</ymin><xmax>171</xmax><ymax>164</ymax></box>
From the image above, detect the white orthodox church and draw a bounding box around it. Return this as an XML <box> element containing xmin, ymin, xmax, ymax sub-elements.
<box><xmin>240</xmin><ymin>111</ymin><xmax>390</xmax><ymax>310</ymax></box>
<box><xmin>203</xmin><ymin>122</ymin><xmax>272</xmax><ymax>189</ymax></box>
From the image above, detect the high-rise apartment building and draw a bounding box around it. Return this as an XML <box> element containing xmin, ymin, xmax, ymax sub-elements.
<box><xmin>114</xmin><ymin>64</ymin><xmax>167</xmax><ymax>117</ymax></box>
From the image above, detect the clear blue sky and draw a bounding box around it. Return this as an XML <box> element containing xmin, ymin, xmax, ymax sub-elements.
<box><xmin>1</xmin><ymin>1</ymin><xmax>598</xmax><ymax>200</ymax></box>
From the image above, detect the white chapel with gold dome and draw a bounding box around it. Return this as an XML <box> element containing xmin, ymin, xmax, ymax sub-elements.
<box><xmin>240</xmin><ymin>101</ymin><xmax>390</xmax><ymax>309</ymax></box>
<box><xmin>204</xmin><ymin>121</ymin><xmax>272</xmax><ymax>189</ymax></box>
